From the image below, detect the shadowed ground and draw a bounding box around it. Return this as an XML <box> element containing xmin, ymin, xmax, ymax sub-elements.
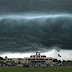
<box><xmin>0</xmin><ymin>66</ymin><xmax>72</xmax><ymax>72</ymax></box>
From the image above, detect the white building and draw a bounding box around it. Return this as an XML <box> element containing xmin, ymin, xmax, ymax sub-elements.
<box><xmin>0</xmin><ymin>51</ymin><xmax>57</xmax><ymax>66</ymax></box>
<box><xmin>23</xmin><ymin>51</ymin><xmax>54</xmax><ymax>66</ymax></box>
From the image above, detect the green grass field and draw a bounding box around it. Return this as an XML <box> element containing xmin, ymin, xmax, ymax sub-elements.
<box><xmin>0</xmin><ymin>66</ymin><xmax>72</xmax><ymax>72</ymax></box>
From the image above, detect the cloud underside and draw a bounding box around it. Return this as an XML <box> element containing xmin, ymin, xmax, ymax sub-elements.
<box><xmin>0</xmin><ymin>14</ymin><xmax>72</xmax><ymax>52</ymax></box>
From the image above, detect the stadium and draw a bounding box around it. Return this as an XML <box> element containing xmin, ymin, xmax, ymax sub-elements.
<box><xmin>0</xmin><ymin>51</ymin><xmax>59</xmax><ymax>66</ymax></box>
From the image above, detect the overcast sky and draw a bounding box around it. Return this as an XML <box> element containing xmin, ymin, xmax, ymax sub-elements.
<box><xmin>0</xmin><ymin>0</ymin><xmax>72</xmax><ymax>13</ymax></box>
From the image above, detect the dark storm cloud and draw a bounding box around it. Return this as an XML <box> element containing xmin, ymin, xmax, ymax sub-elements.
<box><xmin>0</xmin><ymin>0</ymin><xmax>72</xmax><ymax>52</ymax></box>
<box><xmin>0</xmin><ymin>0</ymin><xmax>72</xmax><ymax>12</ymax></box>
<box><xmin>0</xmin><ymin>14</ymin><xmax>72</xmax><ymax>52</ymax></box>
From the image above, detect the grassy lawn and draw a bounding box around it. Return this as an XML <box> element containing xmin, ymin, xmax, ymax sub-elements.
<box><xmin>0</xmin><ymin>66</ymin><xmax>72</xmax><ymax>72</ymax></box>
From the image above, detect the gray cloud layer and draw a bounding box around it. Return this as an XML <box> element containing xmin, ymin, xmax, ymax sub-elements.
<box><xmin>0</xmin><ymin>14</ymin><xmax>72</xmax><ymax>52</ymax></box>
<box><xmin>0</xmin><ymin>0</ymin><xmax>72</xmax><ymax>52</ymax></box>
<box><xmin>0</xmin><ymin>0</ymin><xmax>72</xmax><ymax>12</ymax></box>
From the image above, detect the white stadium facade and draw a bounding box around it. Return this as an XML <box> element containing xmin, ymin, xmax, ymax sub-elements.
<box><xmin>0</xmin><ymin>51</ymin><xmax>59</xmax><ymax>66</ymax></box>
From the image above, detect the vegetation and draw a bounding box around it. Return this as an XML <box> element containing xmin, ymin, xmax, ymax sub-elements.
<box><xmin>0</xmin><ymin>66</ymin><xmax>72</xmax><ymax>72</ymax></box>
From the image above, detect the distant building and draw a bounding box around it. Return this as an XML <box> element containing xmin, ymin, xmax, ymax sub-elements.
<box><xmin>23</xmin><ymin>51</ymin><xmax>54</xmax><ymax>66</ymax></box>
<box><xmin>0</xmin><ymin>51</ymin><xmax>58</xmax><ymax>66</ymax></box>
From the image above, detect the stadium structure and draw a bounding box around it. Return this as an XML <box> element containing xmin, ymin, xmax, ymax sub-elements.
<box><xmin>0</xmin><ymin>51</ymin><xmax>59</xmax><ymax>66</ymax></box>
